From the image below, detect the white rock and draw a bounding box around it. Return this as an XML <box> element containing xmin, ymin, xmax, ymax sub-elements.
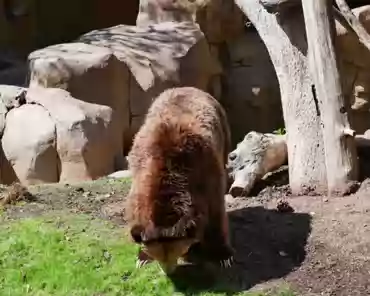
<box><xmin>1</xmin><ymin>103</ymin><xmax>58</xmax><ymax>185</ymax></box>
<box><xmin>27</xmin><ymin>87</ymin><xmax>118</xmax><ymax>183</ymax></box>
<box><xmin>28</xmin><ymin>42</ymin><xmax>129</xmax><ymax>166</ymax></box>
<box><xmin>107</xmin><ymin>170</ymin><xmax>132</xmax><ymax>179</ymax></box>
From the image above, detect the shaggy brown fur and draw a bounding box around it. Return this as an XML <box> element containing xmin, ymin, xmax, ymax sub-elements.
<box><xmin>126</xmin><ymin>86</ymin><xmax>233</xmax><ymax>272</ymax></box>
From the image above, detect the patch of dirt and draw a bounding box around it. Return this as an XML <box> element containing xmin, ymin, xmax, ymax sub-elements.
<box><xmin>1</xmin><ymin>178</ymin><xmax>129</xmax><ymax>223</ymax></box>
<box><xmin>2</xmin><ymin>177</ymin><xmax>370</xmax><ymax>295</ymax></box>
<box><xmin>249</xmin><ymin>165</ymin><xmax>292</xmax><ymax>200</ymax></box>
<box><xmin>223</xmin><ymin>191</ymin><xmax>370</xmax><ymax>296</ymax></box>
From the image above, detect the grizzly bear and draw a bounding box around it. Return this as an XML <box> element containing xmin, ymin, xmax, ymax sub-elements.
<box><xmin>126</xmin><ymin>86</ymin><xmax>234</xmax><ymax>274</ymax></box>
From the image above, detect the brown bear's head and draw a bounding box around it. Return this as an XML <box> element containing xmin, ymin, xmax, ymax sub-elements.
<box><xmin>130</xmin><ymin>221</ymin><xmax>198</xmax><ymax>274</ymax></box>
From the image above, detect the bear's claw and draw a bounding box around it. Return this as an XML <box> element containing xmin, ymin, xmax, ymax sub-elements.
<box><xmin>220</xmin><ymin>256</ymin><xmax>234</xmax><ymax>268</ymax></box>
<box><xmin>136</xmin><ymin>259</ymin><xmax>150</xmax><ymax>269</ymax></box>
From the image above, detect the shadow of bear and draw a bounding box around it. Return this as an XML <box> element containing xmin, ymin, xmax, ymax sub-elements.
<box><xmin>169</xmin><ymin>205</ymin><xmax>312</xmax><ymax>295</ymax></box>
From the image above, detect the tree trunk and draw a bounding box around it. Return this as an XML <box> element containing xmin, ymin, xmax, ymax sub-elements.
<box><xmin>301</xmin><ymin>0</ymin><xmax>359</xmax><ymax>195</ymax></box>
<box><xmin>233</xmin><ymin>0</ymin><xmax>327</xmax><ymax>194</ymax></box>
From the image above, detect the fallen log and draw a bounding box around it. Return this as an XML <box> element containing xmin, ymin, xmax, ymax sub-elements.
<box><xmin>227</xmin><ymin>131</ymin><xmax>287</xmax><ymax>197</ymax></box>
<box><xmin>227</xmin><ymin>131</ymin><xmax>370</xmax><ymax>197</ymax></box>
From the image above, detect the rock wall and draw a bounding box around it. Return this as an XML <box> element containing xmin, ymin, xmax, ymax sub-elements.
<box><xmin>0</xmin><ymin>22</ymin><xmax>220</xmax><ymax>185</ymax></box>
<box><xmin>222</xmin><ymin>28</ymin><xmax>284</xmax><ymax>145</ymax></box>
<box><xmin>337</xmin><ymin>5</ymin><xmax>370</xmax><ymax>134</ymax></box>
<box><xmin>0</xmin><ymin>0</ymin><xmax>139</xmax><ymax>54</ymax></box>
<box><xmin>0</xmin><ymin>0</ymin><xmax>36</xmax><ymax>55</ymax></box>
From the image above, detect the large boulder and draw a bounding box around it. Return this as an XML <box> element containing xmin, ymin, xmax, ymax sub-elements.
<box><xmin>0</xmin><ymin>86</ymin><xmax>120</xmax><ymax>185</ymax></box>
<box><xmin>2</xmin><ymin>103</ymin><xmax>58</xmax><ymax>185</ymax></box>
<box><xmin>27</xmin><ymin>87</ymin><xmax>118</xmax><ymax>183</ymax></box>
<box><xmin>28</xmin><ymin>42</ymin><xmax>129</xmax><ymax>167</ymax></box>
<box><xmin>28</xmin><ymin>22</ymin><xmax>220</xmax><ymax>152</ymax></box>
<box><xmin>78</xmin><ymin>22</ymin><xmax>219</xmax><ymax>99</ymax></box>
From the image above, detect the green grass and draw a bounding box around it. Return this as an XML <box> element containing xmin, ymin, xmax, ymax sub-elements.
<box><xmin>0</xmin><ymin>213</ymin><xmax>296</xmax><ymax>296</ymax></box>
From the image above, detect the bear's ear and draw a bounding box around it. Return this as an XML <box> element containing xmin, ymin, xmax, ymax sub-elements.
<box><xmin>130</xmin><ymin>225</ymin><xmax>144</xmax><ymax>243</ymax></box>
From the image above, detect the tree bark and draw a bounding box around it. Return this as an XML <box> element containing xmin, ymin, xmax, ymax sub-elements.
<box><xmin>233</xmin><ymin>0</ymin><xmax>327</xmax><ymax>195</ymax></box>
<box><xmin>301</xmin><ymin>0</ymin><xmax>359</xmax><ymax>195</ymax></box>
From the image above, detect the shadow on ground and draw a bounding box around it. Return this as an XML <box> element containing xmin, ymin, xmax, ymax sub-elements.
<box><xmin>169</xmin><ymin>206</ymin><xmax>312</xmax><ymax>295</ymax></box>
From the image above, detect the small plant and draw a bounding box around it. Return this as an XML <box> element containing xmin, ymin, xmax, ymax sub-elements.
<box><xmin>273</xmin><ymin>127</ymin><xmax>286</xmax><ymax>135</ymax></box>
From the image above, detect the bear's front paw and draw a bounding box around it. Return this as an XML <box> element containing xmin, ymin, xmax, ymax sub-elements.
<box><xmin>136</xmin><ymin>259</ymin><xmax>150</xmax><ymax>269</ymax></box>
<box><xmin>136</xmin><ymin>249</ymin><xmax>154</xmax><ymax>269</ymax></box>
<box><xmin>219</xmin><ymin>255</ymin><xmax>234</xmax><ymax>268</ymax></box>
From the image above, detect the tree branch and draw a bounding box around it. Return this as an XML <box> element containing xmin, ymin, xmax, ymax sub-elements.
<box><xmin>335</xmin><ymin>0</ymin><xmax>370</xmax><ymax>51</ymax></box>
<box><xmin>333</xmin><ymin>6</ymin><xmax>355</xmax><ymax>34</ymax></box>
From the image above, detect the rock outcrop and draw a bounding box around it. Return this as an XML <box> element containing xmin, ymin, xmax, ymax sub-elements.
<box><xmin>0</xmin><ymin>85</ymin><xmax>119</xmax><ymax>185</ymax></box>
<box><xmin>28</xmin><ymin>22</ymin><xmax>220</xmax><ymax>154</ymax></box>
<box><xmin>27</xmin><ymin>87</ymin><xmax>118</xmax><ymax>183</ymax></box>
<box><xmin>28</xmin><ymin>42</ymin><xmax>128</xmax><ymax>165</ymax></box>
<box><xmin>2</xmin><ymin>102</ymin><xmax>58</xmax><ymax>185</ymax></box>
